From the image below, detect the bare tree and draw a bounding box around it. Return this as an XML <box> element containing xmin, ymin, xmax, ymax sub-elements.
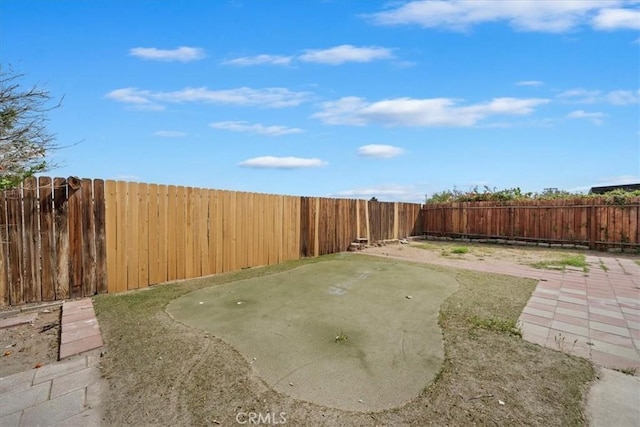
<box><xmin>0</xmin><ymin>66</ymin><xmax>61</xmax><ymax>189</ymax></box>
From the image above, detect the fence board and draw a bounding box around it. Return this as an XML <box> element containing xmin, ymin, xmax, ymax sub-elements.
<box><xmin>157</xmin><ymin>184</ymin><xmax>168</xmax><ymax>283</ymax></box>
<box><xmin>147</xmin><ymin>184</ymin><xmax>159</xmax><ymax>285</ymax></box>
<box><xmin>0</xmin><ymin>190</ymin><xmax>7</xmax><ymax>306</ymax></box>
<box><xmin>175</xmin><ymin>186</ymin><xmax>186</xmax><ymax>279</ymax></box>
<box><xmin>93</xmin><ymin>180</ymin><xmax>107</xmax><ymax>294</ymax></box>
<box><xmin>38</xmin><ymin>177</ymin><xmax>55</xmax><ymax>301</ymax></box>
<box><xmin>200</xmin><ymin>189</ymin><xmax>210</xmax><ymax>276</ymax></box>
<box><xmin>80</xmin><ymin>179</ymin><xmax>96</xmax><ymax>297</ymax></box>
<box><xmin>7</xmin><ymin>187</ymin><xmax>24</xmax><ymax>305</ymax></box>
<box><xmin>53</xmin><ymin>179</ymin><xmax>69</xmax><ymax>299</ymax></box>
<box><xmin>105</xmin><ymin>181</ymin><xmax>117</xmax><ymax>293</ymax></box>
<box><xmin>22</xmin><ymin>178</ymin><xmax>39</xmax><ymax>302</ymax></box>
<box><xmin>138</xmin><ymin>183</ymin><xmax>149</xmax><ymax>287</ymax></box>
<box><xmin>67</xmin><ymin>178</ymin><xmax>84</xmax><ymax>299</ymax></box>
<box><xmin>115</xmin><ymin>181</ymin><xmax>128</xmax><ymax>292</ymax></box>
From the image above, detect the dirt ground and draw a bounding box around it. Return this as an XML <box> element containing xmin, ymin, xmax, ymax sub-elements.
<box><xmin>95</xmin><ymin>249</ymin><xmax>594</xmax><ymax>426</ymax></box>
<box><xmin>371</xmin><ymin>240</ymin><xmax>589</xmax><ymax>266</ymax></box>
<box><xmin>0</xmin><ymin>306</ymin><xmax>61</xmax><ymax>377</ymax></box>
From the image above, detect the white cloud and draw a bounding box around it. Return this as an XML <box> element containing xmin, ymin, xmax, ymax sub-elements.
<box><xmin>357</xmin><ymin>144</ymin><xmax>405</xmax><ymax>158</ymax></box>
<box><xmin>299</xmin><ymin>45</ymin><xmax>394</xmax><ymax>65</ymax></box>
<box><xmin>593</xmin><ymin>8</ymin><xmax>640</xmax><ymax>30</ymax></box>
<box><xmin>223</xmin><ymin>54</ymin><xmax>293</xmax><ymax>66</ymax></box>
<box><xmin>105</xmin><ymin>88</ymin><xmax>165</xmax><ymax>111</ymax></box>
<box><xmin>558</xmin><ymin>88</ymin><xmax>640</xmax><ymax>105</ymax></box>
<box><xmin>154</xmin><ymin>130</ymin><xmax>187</xmax><ymax>137</ymax></box>
<box><xmin>313</xmin><ymin>96</ymin><xmax>548</xmax><ymax>127</ymax></box>
<box><xmin>516</xmin><ymin>80</ymin><xmax>543</xmax><ymax>86</ymax></box>
<box><xmin>557</xmin><ymin>88</ymin><xmax>602</xmax><ymax>103</ymax></box>
<box><xmin>129</xmin><ymin>46</ymin><xmax>205</xmax><ymax>62</ymax></box>
<box><xmin>606</xmin><ymin>90</ymin><xmax>640</xmax><ymax>105</ymax></box>
<box><xmin>210</xmin><ymin>121</ymin><xmax>303</xmax><ymax>136</ymax></box>
<box><xmin>238</xmin><ymin>156</ymin><xmax>327</xmax><ymax>169</ymax></box>
<box><xmin>566</xmin><ymin>110</ymin><xmax>607</xmax><ymax>125</ymax></box>
<box><xmin>107</xmin><ymin>86</ymin><xmax>311</xmax><ymax>109</ymax></box>
<box><xmin>368</xmin><ymin>1</ymin><xmax>638</xmax><ymax>33</ymax></box>
<box><xmin>333</xmin><ymin>184</ymin><xmax>425</xmax><ymax>203</ymax></box>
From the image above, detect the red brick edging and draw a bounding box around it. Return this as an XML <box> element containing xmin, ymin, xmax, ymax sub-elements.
<box><xmin>59</xmin><ymin>299</ymin><xmax>103</xmax><ymax>360</ymax></box>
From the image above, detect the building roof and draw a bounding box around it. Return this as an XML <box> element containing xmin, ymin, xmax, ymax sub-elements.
<box><xmin>589</xmin><ymin>183</ymin><xmax>640</xmax><ymax>194</ymax></box>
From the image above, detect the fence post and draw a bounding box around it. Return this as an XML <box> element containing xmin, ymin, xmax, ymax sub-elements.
<box><xmin>510</xmin><ymin>207</ymin><xmax>515</xmax><ymax>239</ymax></box>
<box><xmin>394</xmin><ymin>202</ymin><xmax>399</xmax><ymax>239</ymax></box>
<box><xmin>588</xmin><ymin>205</ymin><xmax>596</xmax><ymax>250</ymax></box>
<box><xmin>314</xmin><ymin>197</ymin><xmax>320</xmax><ymax>257</ymax></box>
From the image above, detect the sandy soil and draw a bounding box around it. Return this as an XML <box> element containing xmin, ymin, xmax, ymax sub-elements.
<box><xmin>0</xmin><ymin>306</ymin><xmax>61</xmax><ymax>377</ymax></box>
<box><xmin>363</xmin><ymin>240</ymin><xmax>588</xmax><ymax>267</ymax></box>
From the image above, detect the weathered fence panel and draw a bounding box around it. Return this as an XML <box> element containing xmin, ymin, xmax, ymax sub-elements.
<box><xmin>0</xmin><ymin>177</ymin><xmax>108</xmax><ymax>306</ymax></box>
<box><xmin>422</xmin><ymin>198</ymin><xmax>640</xmax><ymax>249</ymax></box>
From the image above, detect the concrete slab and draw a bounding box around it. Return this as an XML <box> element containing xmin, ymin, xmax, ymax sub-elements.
<box><xmin>0</xmin><ymin>380</ymin><xmax>51</xmax><ymax>417</ymax></box>
<box><xmin>587</xmin><ymin>368</ymin><xmax>640</xmax><ymax>427</ymax></box>
<box><xmin>0</xmin><ymin>369</ymin><xmax>36</xmax><ymax>395</ymax></box>
<box><xmin>33</xmin><ymin>356</ymin><xmax>87</xmax><ymax>385</ymax></box>
<box><xmin>0</xmin><ymin>410</ymin><xmax>21</xmax><ymax>427</ymax></box>
<box><xmin>20</xmin><ymin>388</ymin><xmax>86</xmax><ymax>426</ymax></box>
<box><xmin>50</xmin><ymin>367</ymin><xmax>101</xmax><ymax>399</ymax></box>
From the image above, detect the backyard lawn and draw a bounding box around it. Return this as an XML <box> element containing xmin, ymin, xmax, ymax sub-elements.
<box><xmin>94</xmin><ymin>252</ymin><xmax>594</xmax><ymax>426</ymax></box>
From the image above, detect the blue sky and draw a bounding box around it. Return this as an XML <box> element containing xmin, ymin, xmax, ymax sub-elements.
<box><xmin>2</xmin><ymin>0</ymin><xmax>639</xmax><ymax>202</ymax></box>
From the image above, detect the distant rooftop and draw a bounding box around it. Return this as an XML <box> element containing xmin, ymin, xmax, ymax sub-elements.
<box><xmin>589</xmin><ymin>183</ymin><xmax>640</xmax><ymax>194</ymax></box>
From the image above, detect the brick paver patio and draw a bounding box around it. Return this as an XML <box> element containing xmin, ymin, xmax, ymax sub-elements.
<box><xmin>518</xmin><ymin>255</ymin><xmax>640</xmax><ymax>370</ymax></box>
<box><xmin>0</xmin><ymin>299</ymin><xmax>106</xmax><ymax>426</ymax></box>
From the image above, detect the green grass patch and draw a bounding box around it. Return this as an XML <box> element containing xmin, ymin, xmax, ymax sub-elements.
<box><xmin>635</xmin><ymin>260</ymin><xmax>640</xmax><ymax>267</ymax></box>
<box><xmin>531</xmin><ymin>254</ymin><xmax>588</xmax><ymax>272</ymax></box>
<box><xmin>469</xmin><ymin>316</ymin><xmax>522</xmax><ymax>337</ymax></box>
<box><xmin>451</xmin><ymin>246</ymin><xmax>469</xmax><ymax>254</ymax></box>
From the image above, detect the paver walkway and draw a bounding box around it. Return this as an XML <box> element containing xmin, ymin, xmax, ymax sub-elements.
<box><xmin>519</xmin><ymin>255</ymin><xmax>640</xmax><ymax>370</ymax></box>
<box><xmin>0</xmin><ymin>299</ymin><xmax>106</xmax><ymax>426</ymax></box>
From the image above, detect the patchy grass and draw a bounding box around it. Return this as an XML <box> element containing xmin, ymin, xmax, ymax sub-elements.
<box><xmin>531</xmin><ymin>254</ymin><xmax>588</xmax><ymax>272</ymax></box>
<box><xmin>613</xmin><ymin>367</ymin><xmax>637</xmax><ymax>376</ymax></box>
<box><xmin>599</xmin><ymin>260</ymin><xmax>609</xmax><ymax>272</ymax></box>
<box><xmin>415</xmin><ymin>242</ymin><xmax>439</xmax><ymax>251</ymax></box>
<box><xmin>635</xmin><ymin>260</ymin><xmax>640</xmax><ymax>267</ymax></box>
<box><xmin>451</xmin><ymin>246</ymin><xmax>470</xmax><ymax>254</ymax></box>
<box><xmin>334</xmin><ymin>332</ymin><xmax>349</xmax><ymax>343</ymax></box>
<box><xmin>469</xmin><ymin>315</ymin><xmax>522</xmax><ymax>337</ymax></box>
<box><xmin>94</xmin><ymin>254</ymin><xmax>594</xmax><ymax>426</ymax></box>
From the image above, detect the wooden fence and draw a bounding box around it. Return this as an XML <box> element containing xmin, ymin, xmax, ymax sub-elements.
<box><xmin>422</xmin><ymin>198</ymin><xmax>640</xmax><ymax>249</ymax></box>
<box><xmin>0</xmin><ymin>177</ymin><xmax>422</xmax><ymax>306</ymax></box>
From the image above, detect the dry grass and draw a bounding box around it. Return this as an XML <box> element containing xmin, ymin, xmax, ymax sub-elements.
<box><xmin>94</xmin><ymin>254</ymin><xmax>594</xmax><ymax>426</ymax></box>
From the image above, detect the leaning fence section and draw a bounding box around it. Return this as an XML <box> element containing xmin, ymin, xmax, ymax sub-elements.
<box><xmin>0</xmin><ymin>177</ymin><xmax>423</xmax><ymax>306</ymax></box>
<box><xmin>422</xmin><ymin>198</ymin><xmax>640</xmax><ymax>250</ymax></box>
<box><xmin>0</xmin><ymin>177</ymin><xmax>108</xmax><ymax>307</ymax></box>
